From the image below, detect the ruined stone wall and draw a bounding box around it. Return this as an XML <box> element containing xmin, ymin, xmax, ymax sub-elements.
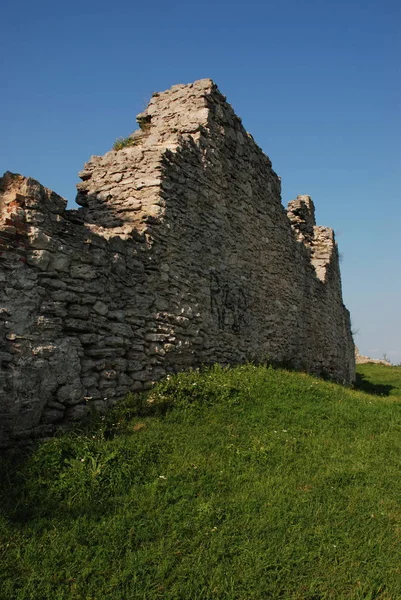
<box><xmin>0</xmin><ymin>79</ymin><xmax>355</xmax><ymax>446</ymax></box>
<box><xmin>355</xmin><ymin>347</ymin><xmax>391</xmax><ymax>366</ymax></box>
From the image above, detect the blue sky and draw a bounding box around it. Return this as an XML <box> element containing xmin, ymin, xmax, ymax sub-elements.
<box><xmin>1</xmin><ymin>0</ymin><xmax>400</xmax><ymax>362</ymax></box>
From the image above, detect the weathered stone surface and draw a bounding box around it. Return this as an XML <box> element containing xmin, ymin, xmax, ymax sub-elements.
<box><xmin>355</xmin><ymin>347</ymin><xmax>391</xmax><ymax>366</ymax></box>
<box><xmin>0</xmin><ymin>79</ymin><xmax>355</xmax><ymax>447</ymax></box>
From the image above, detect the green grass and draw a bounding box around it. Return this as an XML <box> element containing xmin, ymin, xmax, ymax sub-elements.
<box><xmin>355</xmin><ymin>363</ymin><xmax>401</xmax><ymax>397</ymax></box>
<box><xmin>1</xmin><ymin>364</ymin><xmax>401</xmax><ymax>599</ymax></box>
<box><xmin>112</xmin><ymin>136</ymin><xmax>138</xmax><ymax>151</ymax></box>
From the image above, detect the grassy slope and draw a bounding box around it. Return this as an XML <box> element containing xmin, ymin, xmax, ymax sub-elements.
<box><xmin>355</xmin><ymin>363</ymin><xmax>401</xmax><ymax>397</ymax></box>
<box><xmin>1</xmin><ymin>364</ymin><xmax>401</xmax><ymax>600</ymax></box>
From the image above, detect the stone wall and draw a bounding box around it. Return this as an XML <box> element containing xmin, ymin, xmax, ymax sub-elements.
<box><xmin>0</xmin><ymin>79</ymin><xmax>355</xmax><ymax>447</ymax></box>
<box><xmin>355</xmin><ymin>347</ymin><xmax>391</xmax><ymax>366</ymax></box>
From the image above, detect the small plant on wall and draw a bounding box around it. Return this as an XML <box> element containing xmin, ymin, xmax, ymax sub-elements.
<box><xmin>112</xmin><ymin>136</ymin><xmax>137</xmax><ymax>151</ymax></box>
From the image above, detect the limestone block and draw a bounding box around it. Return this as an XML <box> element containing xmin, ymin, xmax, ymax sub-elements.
<box><xmin>65</xmin><ymin>404</ymin><xmax>89</xmax><ymax>421</ymax></box>
<box><xmin>57</xmin><ymin>382</ymin><xmax>85</xmax><ymax>406</ymax></box>
<box><xmin>41</xmin><ymin>408</ymin><xmax>65</xmax><ymax>424</ymax></box>
<box><xmin>70</xmin><ymin>264</ymin><xmax>96</xmax><ymax>280</ymax></box>
<box><xmin>65</xmin><ymin>318</ymin><xmax>94</xmax><ymax>333</ymax></box>
<box><xmin>27</xmin><ymin>250</ymin><xmax>51</xmax><ymax>271</ymax></box>
<box><xmin>28</xmin><ymin>228</ymin><xmax>54</xmax><ymax>250</ymax></box>
<box><xmin>40</xmin><ymin>302</ymin><xmax>68</xmax><ymax>318</ymax></box>
<box><xmin>51</xmin><ymin>253</ymin><xmax>71</xmax><ymax>272</ymax></box>
<box><xmin>80</xmin><ymin>333</ymin><xmax>99</xmax><ymax>345</ymax></box>
<box><xmin>82</xmin><ymin>374</ymin><xmax>99</xmax><ymax>388</ymax></box>
<box><xmin>25</xmin><ymin>210</ymin><xmax>45</xmax><ymax>224</ymax></box>
<box><xmin>68</xmin><ymin>304</ymin><xmax>90</xmax><ymax>319</ymax></box>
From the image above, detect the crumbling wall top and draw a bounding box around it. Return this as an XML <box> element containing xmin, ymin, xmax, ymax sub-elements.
<box><xmin>287</xmin><ymin>195</ymin><xmax>316</xmax><ymax>244</ymax></box>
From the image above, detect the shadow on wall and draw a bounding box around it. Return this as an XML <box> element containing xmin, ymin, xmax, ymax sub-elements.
<box><xmin>354</xmin><ymin>373</ymin><xmax>394</xmax><ymax>397</ymax></box>
<box><xmin>73</xmin><ymin>192</ymin><xmax>138</xmax><ymax>230</ymax></box>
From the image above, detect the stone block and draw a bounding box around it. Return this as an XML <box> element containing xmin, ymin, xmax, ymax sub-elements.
<box><xmin>65</xmin><ymin>404</ymin><xmax>89</xmax><ymax>421</ymax></box>
<box><xmin>57</xmin><ymin>383</ymin><xmax>84</xmax><ymax>406</ymax></box>
<box><xmin>27</xmin><ymin>250</ymin><xmax>51</xmax><ymax>271</ymax></box>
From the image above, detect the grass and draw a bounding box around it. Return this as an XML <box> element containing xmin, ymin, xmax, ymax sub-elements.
<box><xmin>1</xmin><ymin>363</ymin><xmax>401</xmax><ymax>599</ymax></box>
<box><xmin>112</xmin><ymin>136</ymin><xmax>139</xmax><ymax>151</ymax></box>
<box><xmin>355</xmin><ymin>363</ymin><xmax>401</xmax><ymax>397</ymax></box>
<box><xmin>113</xmin><ymin>121</ymin><xmax>151</xmax><ymax>151</ymax></box>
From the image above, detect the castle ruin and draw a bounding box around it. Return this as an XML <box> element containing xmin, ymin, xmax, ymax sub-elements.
<box><xmin>0</xmin><ymin>79</ymin><xmax>355</xmax><ymax>446</ymax></box>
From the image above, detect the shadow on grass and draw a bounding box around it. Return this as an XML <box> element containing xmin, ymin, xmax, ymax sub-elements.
<box><xmin>0</xmin><ymin>394</ymin><xmax>166</xmax><ymax>526</ymax></box>
<box><xmin>354</xmin><ymin>373</ymin><xmax>395</xmax><ymax>397</ymax></box>
<box><xmin>0</xmin><ymin>444</ymin><xmax>123</xmax><ymax>525</ymax></box>
<box><xmin>0</xmin><ymin>448</ymin><xmax>36</xmax><ymax>523</ymax></box>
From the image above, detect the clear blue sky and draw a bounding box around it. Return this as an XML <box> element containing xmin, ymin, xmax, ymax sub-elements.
<box><xmin>1</xmin><ymin>0</ymin><xmax>400</xmax><ymax>363</ymax></box>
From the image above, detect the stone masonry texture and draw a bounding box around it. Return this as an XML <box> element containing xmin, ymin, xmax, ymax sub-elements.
<box><xmin>0</xmin><ymin>79</ymin><xmax>355</xmax><ymax>447</ymax></box>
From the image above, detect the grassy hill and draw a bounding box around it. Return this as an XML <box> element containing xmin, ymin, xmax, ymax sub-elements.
<box><xmin>1</xmin><ymin>363</ymin><xmax>401</xmax><ymax>599</ymax></box>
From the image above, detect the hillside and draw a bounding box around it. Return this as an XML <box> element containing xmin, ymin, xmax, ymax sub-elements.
<box><xmin>1</xmin><ymin>364</ymin><xmax>401</xmax><ymax>599</ymax></box>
